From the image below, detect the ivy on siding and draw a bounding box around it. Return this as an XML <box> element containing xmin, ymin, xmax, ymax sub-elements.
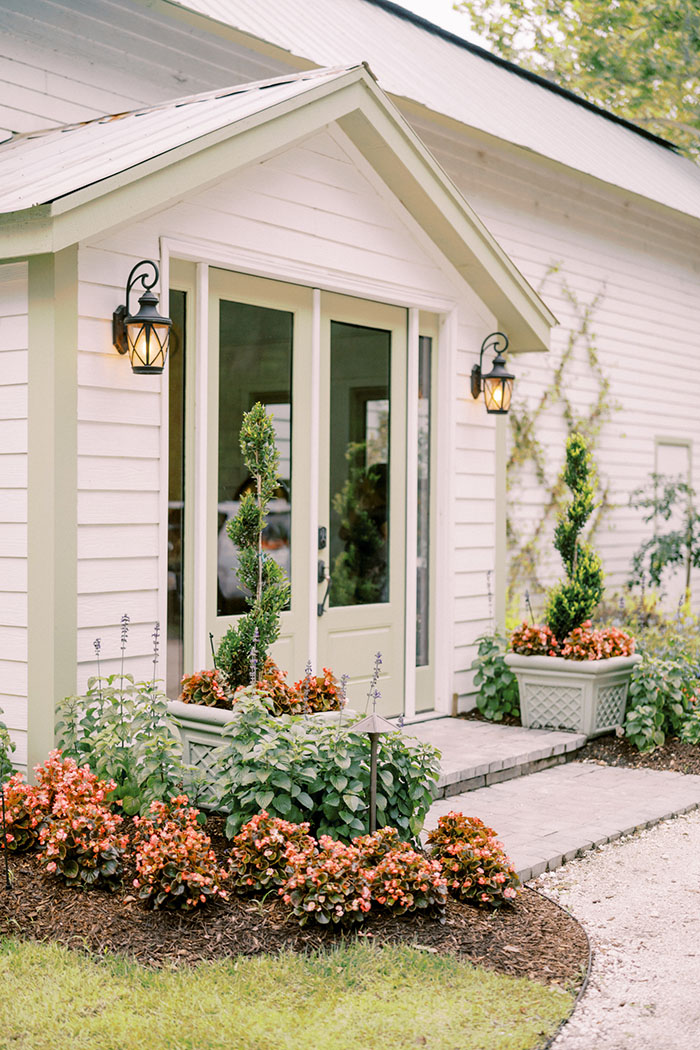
<box><xmin>506</xmin><ymin>263</ymin><xmax>617</xmax><ymax>610</ymax></box>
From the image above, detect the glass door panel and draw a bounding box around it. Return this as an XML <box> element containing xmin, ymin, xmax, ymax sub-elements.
<box><xmin>208</xmin><ymin>270</ymin><xmax>313</xmax><ymax>680</ymax></box>
<box><xmin>318</xmin><ymin>295</ymin><xmax>407</xmax><ymax>717</ymax></box>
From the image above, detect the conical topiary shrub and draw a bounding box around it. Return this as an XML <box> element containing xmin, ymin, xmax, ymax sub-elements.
<box><xmin>544</xmin><ymin>432</ymin><xmax>604</xmax><ymax>641</ymax></box>
<box><xmin>216</xmin><ymin>403</ymin><xmax>291</xmax><ymax>689</ymax></box>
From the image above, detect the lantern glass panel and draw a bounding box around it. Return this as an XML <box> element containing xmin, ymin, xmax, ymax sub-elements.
<box><xmin>127</xmin><ymin>320</ymin><xmax>169</xmax><ymax>373</ymax></box>
<box><xmin>483</xmin><ymin>375</ymin><xmax>513</xmax><ymax>414</ymax></box>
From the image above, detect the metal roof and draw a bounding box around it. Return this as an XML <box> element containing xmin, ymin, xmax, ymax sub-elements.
<box><xmin>0</xmin><ymin>66</ymin><xmax>351</xmax><ymax>213</ymax></box>
<box><xmin>166</xmin><ymin>0</ymin><xmax>700</xmax><ymax>222</ymax></box>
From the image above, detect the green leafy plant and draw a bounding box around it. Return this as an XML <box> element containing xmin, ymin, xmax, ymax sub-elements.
<box><xmin>629</xmin><ymin>474</ymin><xmax>700</xmax><ymax>603</ymax></box>
<box><xmin>544</xmin><ymin>433</ymin><xmax>605</xmax><ymax>641</ymax></box>
<box><xmin>214</xmin><ymin>695</ymin><xmax>440</xmax><ymax>843</ymax></box>
<box><xmin>56</xmin><ymin>674</ymin><xmax>194</xmax><ymax>816</ymax></box>
<box><xmin>470</xmin><ymin>634</ymin><xmax>520</xmax><ymax>721</ymax></box>
<box><xmin>227</xmin><ymin>810</ymin><xmax>316</xmax><ymax>895</ymax></box>
<box><xmin>216</xmin><ymin>403</ymin><xmax>291</xmax><ymax>689</ymax></box>
<box><xmin>426</xmin><ymin>812</ymin><xmax>519</xmax><ymax>908</ymax></box>
<box><xmin>623</xmin><ymin>655</ymin><xmax>698</xmax><ymax>751</ymax></box>
<box><xmin>132</xmin><ymin>795</ymin><xmax>229</xmax><ymax>911</ymax></box>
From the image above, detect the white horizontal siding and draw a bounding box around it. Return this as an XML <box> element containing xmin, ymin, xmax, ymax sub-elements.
<box><xmin>0</xmin><ymin>261</ymin><xmax>27</xmax><ymax>761</ymax></box>
<box><xmin>413</xmin><ymin>117</ymin><xmax>700</xmax><ymax>627</ymax></box>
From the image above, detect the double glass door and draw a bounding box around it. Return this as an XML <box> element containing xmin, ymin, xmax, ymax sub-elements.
<box><xmin>180</xmin><ymin>269</ymin><xmax>435</xmax><ymax>717</ymax></box>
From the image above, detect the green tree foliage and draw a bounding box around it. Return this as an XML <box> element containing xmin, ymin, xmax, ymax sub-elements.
<box><xmin>545</xmin><ymin>433</ymin><xmax>604</xmax><ymax>640</ymax></box>
<box><xmin>455</xmin><ymin>0</ymin><xmax>700</xmax><ymax>155</ymax></box>
<box><xmin>628</xmin><ymin>473</ymin><xmax>700</xmax><ymax>600</ymax></box>
<box><xmin>216</xmin><ymin>404</ymin><xmax>291</xmax><ymax>688</ymax></box>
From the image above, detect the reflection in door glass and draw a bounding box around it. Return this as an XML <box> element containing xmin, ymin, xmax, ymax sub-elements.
<box><xmin>167</xmin><ymin>290</ymin><xmax>186</xmax><ymax>698</ymax></box>
<box><xmin>329</xmin><ymin>321</ymin><xmax>390</xmax><ymax>607</ymax></box>
<box><xmin>217</xmin><ymin>300</ymin><xmax>292</xmax><ymax>617</ymax></box>
<box><xmin>416</xmin><ymin>336</ymin><xmax>431</xmax><ymax>667</ymax></box>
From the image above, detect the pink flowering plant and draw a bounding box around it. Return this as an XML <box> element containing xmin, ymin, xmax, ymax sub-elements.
<box><xmin>281</xmin><ymin>836</ymin><xmax>372</xmax><ymax>926</ymax></box>
<box><xmin>370</xmin><ymin>845</ymin><xmax>447</xmax><ymax>918</ymax></box>
<box><xmin>426</xmin><ymin>812</ymin><xmax>519</xmax><ymax>908</ymax></box>
<box><xmin>179</xmin><ymin>668</ymin><xmax>230</xmax><ymax>708</ymax></box>
<box><xmin>510</xmin><ymin>620</ymin><xmax>634</xmax><ymax>661</ymax></box>
<box><xmin>228</xmin><ymin>810</ymin><xmax>316</xmax><ymax>895</ymax></box>
<box><xmin>133</xmin><ymin>795</ymin><xmax>229</xmax><ymax>910</ymax></box>
<box><xmin>1</xmin><ymin>773</ymin><xmax>46</xmax><ymax>853</ymax></box>
<box><xmin>31</xmin><ymin>752</ymin><xmax>127</xmax><ymax>889</ymax></box>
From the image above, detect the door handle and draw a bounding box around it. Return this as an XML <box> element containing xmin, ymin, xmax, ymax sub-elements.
<box><xmin>317</xmin><ymin>568</ymin><xmax>332</xmax><ymax>617</ymax></box>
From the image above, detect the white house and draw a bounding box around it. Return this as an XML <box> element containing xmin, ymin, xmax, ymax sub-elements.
<box><xmin>1</xmin><ymin>0</ymin><xmax>699</xmax><ymax>775</ymax></box>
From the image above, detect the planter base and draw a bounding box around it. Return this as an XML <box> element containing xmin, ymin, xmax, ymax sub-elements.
<box><xmin>504</xmin><ymin>653</ymin><xmax>642</xmax><ymax>738</ymax></box>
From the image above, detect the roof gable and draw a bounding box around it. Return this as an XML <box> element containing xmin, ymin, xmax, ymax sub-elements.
<box><xmin>0</xmin><ymin>63</ymin><xmax>555</xmax><ymax>349</ymax></box>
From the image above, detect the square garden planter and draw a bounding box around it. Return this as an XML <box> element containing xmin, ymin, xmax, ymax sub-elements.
<box><xmin>167</xmin><ymin>699</ymin><xmax>358</xmax><ymax>777</ymax></box>
<box><xmin>504</xmin><ymin>653</ymin><xmax>642</xmax><ymax>738</ymax></box>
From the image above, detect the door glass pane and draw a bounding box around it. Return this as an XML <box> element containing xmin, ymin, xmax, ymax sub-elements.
<box><xmin>167</xmin><ymin>289</ymin><xmax>186</xmax><ymax>697</ymax></box>
<box><xmin>329</xmin><ymin>321</ymin><xmax>390</xmax><ymax>607</ymax></box>
<box><xmin>217</xmin><ymin>300</ymin><xmax>292</xmax><ymax>617</ymax></box>
<box><xmin>416</xmin><ymin>336</ymin><xmax>431</xmax><ymax>666</ymax></box>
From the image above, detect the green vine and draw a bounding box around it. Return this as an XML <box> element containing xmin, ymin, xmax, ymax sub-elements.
<box><xmin>506</xmin><ymin>264</ymin><xmax>617</xmax><ymax>609</ymax></box>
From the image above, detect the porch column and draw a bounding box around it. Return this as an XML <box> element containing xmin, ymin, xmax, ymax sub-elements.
<box><xmin>27</xmin><ymin>249</ymin><xmax>78</xmax><ymax>774</ymax></box>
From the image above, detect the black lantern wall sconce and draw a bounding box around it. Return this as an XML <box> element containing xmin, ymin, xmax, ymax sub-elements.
<box><xmin>471</xmin><ymin>331</ymin><xmax>514</xmax><ymax>414</ymax></box>
<box><xmin>112</xmin><ymin>260</ymin><xmax>172</xmax><ymax>375</ymax></box>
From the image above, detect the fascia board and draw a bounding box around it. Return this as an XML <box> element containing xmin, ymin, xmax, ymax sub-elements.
<box><xmin>337</xmin><ymin>79</ymin><xmax>556</xmax><ymax>351</ymax></box>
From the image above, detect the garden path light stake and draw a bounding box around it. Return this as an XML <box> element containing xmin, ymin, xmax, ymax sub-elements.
<box><xmin>350</xmin><ymin>674</ymin><xmax>396</xmax><ymax>833</ymax></box>
<box><xmin>1</xmin><ymin>781</ymin><xmax>10</xmax><ymax>890</ymax></box>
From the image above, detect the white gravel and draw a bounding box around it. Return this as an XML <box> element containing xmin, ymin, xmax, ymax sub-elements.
<box><xmin>530</xmin><ymin>808</ymin><xmax>700</xmax><ymax>1049</ymax></box>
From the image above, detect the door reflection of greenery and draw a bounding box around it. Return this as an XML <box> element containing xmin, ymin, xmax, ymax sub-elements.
<box><xmin>331</xmin><ymin>441</ymin><xmax>388</xmax><ymax>607</ymax></box>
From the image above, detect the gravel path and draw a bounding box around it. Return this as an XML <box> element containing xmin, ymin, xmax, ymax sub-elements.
<box><xmin>531</xmin><ymin>809</ymin><xmax>700</xmax><ymax>1049</ymax></box>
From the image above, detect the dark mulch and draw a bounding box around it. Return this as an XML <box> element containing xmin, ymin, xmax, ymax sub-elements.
<box><xmin>577</xmin><ymin>732</ymin><xmax>700</xmax><ymax>775</ymax></box>
<box><xmin>0</xmin><ymin>819</ymin><xmax>588</xmax><ymax>990</ymax></box>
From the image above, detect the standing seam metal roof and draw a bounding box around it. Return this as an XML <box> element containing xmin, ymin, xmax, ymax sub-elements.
<box><xmin>164</xmin><ymin>0</ymin><xmax>700</xmax><ymax>223</ymax></box>
<box><xmin>0</xmin><ymin>67</ymin><xmax>354</xmax><ymax>212</ymax></box>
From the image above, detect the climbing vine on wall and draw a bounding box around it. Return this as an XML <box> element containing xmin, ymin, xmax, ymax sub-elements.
<box><xmin>506</xmin><ymin>263</ymin><xmax>617</xmax><ymax>611</ymax></box>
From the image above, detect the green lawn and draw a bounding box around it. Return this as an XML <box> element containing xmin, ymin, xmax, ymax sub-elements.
<box><xmin>0</xmin><ymin>938</ymin><xmax>571</xmax><ymax>1050</ymax></box>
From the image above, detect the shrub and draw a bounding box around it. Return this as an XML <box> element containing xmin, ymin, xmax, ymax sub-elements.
<box><xmin>471</xmin><ymin>634</ymin><xmax>520</xmax><ymax>720</ymax></box>
<box><xmin>1</xmin><ymin>774</ymin><xmax>45</xmax><ymax>853</ymax></box>
<box><xmin>228</xmin><ymin>811</ymin><xmax>316</xmax><ymax>895</ymax></box>
<box><xmin>545</xmin><ymin>433</ymin><xmax>604</xmax><ymax>641</ymax></box>
<box><xmin>214</xmin><ymin>696</ymin><xmax>440</xmax><ymax>842</ymax></box>
<box><xmin>623</xmin><ymin>655</ymin><xmax>698</xmax><ymax>751</ymax></box>
<box><xmin>426</xmin><ymin>812</ymin><xmax>519</xmax><ymax>908</ymax></box>
<box><xmin>133</xmin><ymin>796</ymin><xmax>229</xmax><ymax>911</ymax></box>
<box><xmin>179</xmin><ymin>669</ymin><xmax>230</xmax><ymax>708</ymax></box>
<box><xmin>281</xmin><ymin>836</ymin><xmax>372</xmax><ymax>926</ymax></box>
<box><xmin>56</xmin><ymin>674</ymin><xmax>197</xmax><ymax>816</ymax></box>
<box><xmin>292</xmin><ymin>667</ymin><xmax>342</xmax><ymax>713</ymax></box>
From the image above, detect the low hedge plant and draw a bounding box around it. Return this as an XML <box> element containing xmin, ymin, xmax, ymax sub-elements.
<box><xmin>228</xmin><ymin>810</ymin><xmax>316</xmax><ymax>895</ymax></box>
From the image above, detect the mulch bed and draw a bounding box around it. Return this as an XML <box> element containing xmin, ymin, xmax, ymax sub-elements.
<box><xmin>0</xmin><ymin>818</ymin><xmax>588</xmax><ymax>990</ymax></box>
<box><xmin>577</xmin><ymin>732</ymin><xmax>700</xmax><ymax>775</ymax></box>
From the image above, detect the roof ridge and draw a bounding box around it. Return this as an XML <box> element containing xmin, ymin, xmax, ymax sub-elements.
<box><xmin>6</xmin><ymin>65</ymin><xmax>359</xmax><ymax>144</ymax></box>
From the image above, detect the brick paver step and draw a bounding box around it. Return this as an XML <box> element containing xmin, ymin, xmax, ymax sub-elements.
<box><xmin>423</xmin><ymin>762</ymin><xmax>700</xmax><ymax>882</ymax></box>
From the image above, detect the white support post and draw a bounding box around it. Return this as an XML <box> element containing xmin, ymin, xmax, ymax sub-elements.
<box><xmin>157</xmin><ymin>240</ymin><xmax>170</xmax><ymax>665</ymax></box>
<box><xmin>433</xmin><ymin>309</ymin><xmax>458</xmax><ymax>714</ymax></box>
<box><xmin>403</xmin><ymin>308</ymin><xmax>419</xmax><ymax>721</ymax></box>
<box><xmin>306</xmin><ymin>287</ymin><xmax>322</xmax><ymax>670</ymax></box>
<box><xmin>192</xmin><ymin>263</ymin><xmax>209</xmax><ymax>669</ymax></box>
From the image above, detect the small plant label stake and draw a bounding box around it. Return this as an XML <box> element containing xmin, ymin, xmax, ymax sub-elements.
<box><xmin>348</xmin><ymin>653</ymin><xmax>397</xmax><ymax>833</ymax></box>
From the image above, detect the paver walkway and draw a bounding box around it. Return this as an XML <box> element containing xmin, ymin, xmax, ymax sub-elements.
<box><xmin>412</xmin><ymin>718</ymin><xmax>700</xmax><ymax>881</ymax></box>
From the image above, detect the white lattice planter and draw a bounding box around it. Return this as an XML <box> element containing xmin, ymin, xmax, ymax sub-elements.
<box><xmin>504</xmin><ymin>653</ymin><xmax>642</xmax><ymax>738</ymax></box>
<box><xmin>167</xmin><ymin>700</ymin><xmax>358</xmax><ymax>776</ymax></box>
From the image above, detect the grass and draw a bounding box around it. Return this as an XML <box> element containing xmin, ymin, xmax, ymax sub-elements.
<box><xmin>0</xmin><ymin>938</ymin><xmax>572</xmax><ymax>1050</ymax></box>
